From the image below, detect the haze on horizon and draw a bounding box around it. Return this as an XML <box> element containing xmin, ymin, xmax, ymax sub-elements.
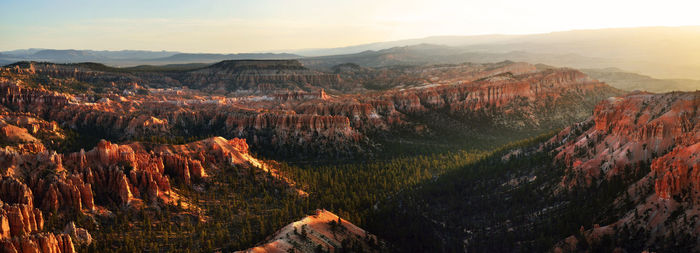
<box><xmin>1</xmin><ymin>0</ymin><xmax>700</xmax><ymax>53</ymax></box>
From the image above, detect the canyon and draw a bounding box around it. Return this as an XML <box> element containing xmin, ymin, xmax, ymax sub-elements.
<box><xmin>0</xmin><ymin>133</ymin><xmax>302</xmax><ymax>252</ymax></box>
<box><xmin>550</xmin><ymin>91</ymin><xmax>700</xmax><ymax>251</ymax></box>
<box><xmin>0</xmin><ymin>57</ymin><xmax>694</xmax><ymax>252</ymax></box>
<box><xmin>0</xmin><ymin>60</ymin><xmax>619</xmax><ymax>158</ymax></box>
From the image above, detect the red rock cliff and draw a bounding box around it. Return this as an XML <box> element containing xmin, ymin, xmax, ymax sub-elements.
<box><xmin>550</xmin><ymin>92</ymin><xmax>699</xmax><ymax>189</ymax></box>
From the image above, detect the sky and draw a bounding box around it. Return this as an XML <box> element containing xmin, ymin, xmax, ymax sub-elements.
<box><xmin>1</xmin><ymin>0</ymin><xmax>700</xmax><ymax>53</ymax></box>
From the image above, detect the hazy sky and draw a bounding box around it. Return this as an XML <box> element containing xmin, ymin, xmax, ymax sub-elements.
<box><xmin>1</xmin><ymin>0</ymin><xmax>699</xmax><ymax>53</ymax></box>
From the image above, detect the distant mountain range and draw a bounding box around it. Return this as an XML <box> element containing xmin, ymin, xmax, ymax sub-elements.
<box><xmin>3</xmin><ymin>26</ymin><xmax>700</xmax><ymax>89</ymax></box>
<box><xmin>285</xmin><ymin>34</ymin><xmax>521</xmax><ymax>56</ymax></box>
<box><xmin>1</xmin><ymin>49</ymin><xmax>178</xmax><ymax>61</ymax></box>
<box><xmin>297</xmin><ymin>26</ymin><xmax>700</xmax><ymax>80</ymax></box>
<box><xmin>0</xmin><ymin>49</ymin><xmax>300</xmax><ymax>67</ymax></box>
<box><xmin>582</xmin><ymin>68</ymin><xmax>700</xmax><ymax>93</ymax></box>
<box><xmin>298</xmin><ymin>43</ymin><xmax>608</xmax><ymax>70</ymax></box>
<box><xmin>142</xmin><ymin>53</ymin><xmax>299</xmax><ymax>65</ymax></box>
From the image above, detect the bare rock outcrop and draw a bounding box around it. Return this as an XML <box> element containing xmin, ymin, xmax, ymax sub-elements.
<box><xmin>63</xmin><ymin>222</ymin><xmax>92</xmax><ymax>246</ymax></box>
<box><xmin>0</xmin><ymin>61</ymin><xmax>619</xmax><ymax>158</ymax></box>
<box><xmin>551</xmin><ymin>92</ymin><xmax>699</xmax><ymax>189</ymax></box>
<box><xmin>550</xmin><ymin>91</ymin><xmax>699</xmax><ymax>251</ymax></box>
<box><xmin>238</xmin><ymin>209</ymin><xmax>382</xmax><ymax>253</ymax></box>
<box><xmin>0</xmin><ymin>201</ymin><xmax>75</xmax><ymax>253</ymax></box>
<box><xmin>1</xmin><ymin>232</ymin><xmax>75</xmax><ymax>253</ymax></box>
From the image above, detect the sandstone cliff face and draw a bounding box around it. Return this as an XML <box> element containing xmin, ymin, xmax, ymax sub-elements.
<box><xmin>550</xmin><ymin>91</ymin><xmax>700</xmax><ymax>251</ymax></box>
<box><xmin>0</xmin><ymin>81</ymin><xmax>72</xmax><ymax>116</ymax></box>
<box><xmin>289</xmin><ymin>68</ymin><xmax>614</xmax><ymax>138</ymax></box>
<box><xmin>2</xmin><ymin>60</ymin><xmax>341</xmax><ymax>95</ymax></box>
<box><xmin>332</xmin><ymin>61</ymin><xmax>538</xmax><ymax>91</ymax></box>
<box><xmin>1</xmin><ymin>62</ymin><xmax>169</xmax><ymax>95</ymax></box>
<box><xmin>0</xmin><ymin>105</ymin><xmax>68</xmax><ymax>155</ymax></box>
<box><xmin>0</xmin><ymin>61</ymin><xmax>619</xmax><ymax>158</ymax></box>
<box><xmin>0</xmin><ymin>113</ymin><xmax>63</xmax><ymax>143</ymax></box>
<box><xmin>45</xmin><ymin>99</ymin><xmax>364</xmax><ymax>157</ymax></box>
<box><xmin>294</xmin><ymin>100</ymin><xmax>400</xmax><ymax>131</ymax></box>
<box><xmin>0</xmin><ymin>178</ymin><xmax>34</xmax><ymax>207</ymax></box>
<box><xmin>0</xmin><ymin>135</ymin><xmax>302</xmax><ymax>210</ymax></box>
<box><xmin>0</xmin><ymin>134</ymin><xmax>304</xmax><ymax>252</ymax></box>
<box><xmin>0</xmin><ymin>203</ymin><xmax>43</xmax><ymax>237</ymax></box>
<box><xmin>237</xmin><ymin>209</ymin><xmax>382</xmax><ymax>253</ymax></box>
<box><xmin>0</xmin><ymin>63</ymin><xmax>366</xmax><ymax>157</ymax></box>
<box><xmin>652</xmin><ymin>143</ymin><xmax>700</xmax><ymax>200</ymax></box>
<box><xmin>274</xmin><ymin>89</ymin><xmax>330</xmax><ymax>101</ymax></box>
<box><xmin>0</xmin><ymin>189</ymin><xmax>76</xmax><ymax>253</ymax></box>
<box><xmin>63</xmin><ymin>222</ymin><xmax>91</xmax><ymax>246</ymax></box>
<box><xmin>377</xmin><ymin>69</ymin><xmax>606</xmax><ymax>114</ymax></box>
<box><xmin>551</xmin><ymin>92</ymin><xmax>699</xmax><ymax>189</ymax></box>
<box><xmin>314</xmin><ymin>68</ymin><xmax>617</xmax><ymax>136</ymax></box>
<box><xmin>180</xmin><ymin>60</ymin><xmax>341</xmax><ymax>93</ymax></box>
<box><xmin>0</xmin><ymin>58</ymin><xmax>641</xmax><ymax>251</ymax></box>
<box><xmin>0</xmin><ymin>122</ymin><xmax>40</xmax><ymax>145</ymax></box>
<box><xmin>1</xmin><ymin>232</ymin><xmax>75</xmax><ymax>253</ymax></box>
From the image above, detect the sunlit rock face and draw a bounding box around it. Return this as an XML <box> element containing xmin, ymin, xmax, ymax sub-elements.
<box><xmin>0</xmin><ymin>57</ymin><xmax>638</xmax><ymax>252</ymax></box>
<box><xmin>549</xmin><ymin>91</ymin><xmax>699</xmax><ymax>189</ymax></box>
<box><xmin>549</xmin><ymin>91</ymin><xmax>700</xmax><ymax>251</ymax></box>
<box><xmin>0</xmin><ymin>134</ymin><xmax>305</xmax><ymax>253</ymax></box>
<box><xmin>0</xmin><ymin>80</ymin><xmax>72</xmax><ymax>115</ymax></box>
<box><xmin>1</xmin><ymin>135</ymin><xmax>300</xmax><ymax>209</ymax></box>
<box><xmin>0</xmin><ymin>179</ymin><xmax>77</xmax><ymax>253</ymax></box>
<box><xmin>1</xmin><ymin>60</ymin><xmax>340</xmax><ymax>95</ymax></box>
<box><xmin>180</xmin><ymin>60</ymin><xmax>342</xmax><ymax>93</ymax></box>
<box><xmin>237</xmin><ymin>209</ymin><xmax>383</xmax><ymax>253</ymax></box>
<box><xmin>372</xmin><ymin>68</ymin><xmax>612</xmax><ymax>125</ymax></box>
<box><xmin>0</xmin><ymin>61</ymin><xmax>619</xmax><ymax>159</ymax></box>
<box><xmin>0</xmin><ymin>231</ymin><xmax>75</xmax><ymax>253</ymax></box>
